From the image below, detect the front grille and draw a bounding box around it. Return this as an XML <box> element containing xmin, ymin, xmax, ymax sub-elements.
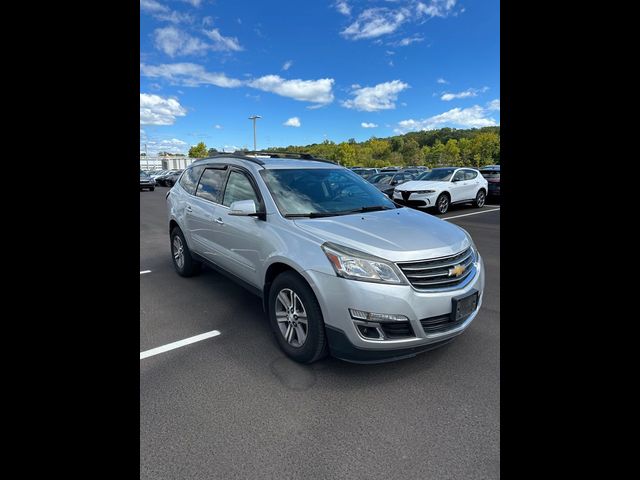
<box><xmin>397</xmin><ymin>247</ymin><xmax>475</xmax><ymax>290</ymax></box>
<box><xmin>380</xmin><ymin>321</ymin><xmax>414</xmax><ymax>339</ymax></box>
<box><xmin>420</xmin><ymin>314</ymin><xmax>466</xmax><ymax>334</ymax></box>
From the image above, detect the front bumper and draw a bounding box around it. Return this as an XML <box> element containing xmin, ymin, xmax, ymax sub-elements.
<box><xmin>140</xmin><ymin>181</ymin><xmax>155</xmax><ymax>188</ymax></box>
<box><xmin>393</xmin><ymin>190</ymin><xmax>438</xmax><ymax>208</ymax></box>
<box><xmin>304</xmin><ymin>254</ymin><xmax>485</xmax><ymax>363</ymax></box>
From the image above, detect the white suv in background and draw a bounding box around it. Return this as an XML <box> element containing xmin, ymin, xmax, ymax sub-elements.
<box><xmin>393</xmin><ymin>167</ymin><xmax>488</xmax><ymax>214</ymax></box>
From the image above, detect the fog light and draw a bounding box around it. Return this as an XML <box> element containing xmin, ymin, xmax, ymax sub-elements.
<box><xmin>349</xmin><ymin>309</ymin><xmax>409</xmax><ymax>322</ymax></box>
<box><xmin>356</xmin><ymin>325</ymin><xmax>383</xmax><ymax>339</ymax></box>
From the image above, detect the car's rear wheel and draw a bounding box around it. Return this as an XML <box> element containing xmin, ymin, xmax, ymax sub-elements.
<box><xmin>435</xmin><ymin>193</ymin><xmax>449</xmax><ymax>214</ymax></box>
<box><xmin>268</xmin><ymin>271</ymin><xmax>328</xmax><ymax>363</ymax></box>
<box><xmin>170</xmin><ymin>227</ymin><xmax>201</xmax><ymax>277</ymax></box>
<box><xmin>474</xmin><ymin>189</ymin><xmax>486</xmax><ymax>208</ymax></box>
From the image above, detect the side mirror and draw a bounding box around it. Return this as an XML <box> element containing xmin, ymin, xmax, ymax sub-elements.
<box><xmin>229</xmin><ymin>199</ymin><xmax>257</xmax><ymax>216</ymax></box>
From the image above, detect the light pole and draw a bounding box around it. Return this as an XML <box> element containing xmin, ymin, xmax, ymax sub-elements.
<box><xmin>248</xmin><ymin>115</ymin><xmax>261</xmax><ymax>152</ymax></box>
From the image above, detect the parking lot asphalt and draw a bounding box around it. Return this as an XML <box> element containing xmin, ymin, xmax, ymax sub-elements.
<box><xmin>140</xmin><ymin>187</ymin><xmax>500</xmax><ymax>480</ymax></box>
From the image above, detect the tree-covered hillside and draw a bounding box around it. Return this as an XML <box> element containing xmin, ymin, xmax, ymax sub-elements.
<box><xmin>265</xmin><ymin>126</ymin><xmax>500</xmax><ymax>168</ymax></box>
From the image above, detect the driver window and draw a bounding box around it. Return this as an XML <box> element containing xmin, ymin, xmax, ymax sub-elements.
<box><xmin>222</xmin><ymin>171</ymin><xmax>260</xmax><ymax>208</ymax></box>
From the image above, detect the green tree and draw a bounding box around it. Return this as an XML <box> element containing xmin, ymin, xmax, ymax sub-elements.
<box><xmin>471</xmin><ymin>132</ymin><xmax>500</xmax><ymax>168</ymax></box>
<box><xmin>442</xmin><ymin>139</ymin><xmax>461</xmax><ymax>166</ymax></box>
<box><xmin>207</xmin><ymin>148</ymin><xmax>218</xmax><ymax>157</ymax></box>
<box><xmin>189</xmin><ymin>142</ymin><xmax>208</xmax><ymax>158</ymax></box>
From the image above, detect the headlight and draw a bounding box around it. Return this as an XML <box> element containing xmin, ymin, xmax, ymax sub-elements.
<box><xmin>413</xmin><ymin>190</ymin><xmax>436</xmax><ymax>194</ymax></box>
<box><xmin>321</xmin><ymin>242</ymin><xmax>405</xmax><ymax>284</ymax></box>
<box><xmin>459</xmin><ymin>228</ymin><xmax>478</xmax><ymax>256</ymax></box>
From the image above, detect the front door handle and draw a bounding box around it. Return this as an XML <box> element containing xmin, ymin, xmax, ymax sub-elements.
<box><xmin>214</xmin><ymin>217</ymin><xmax>224</xmax><ymax>225</ymax></box>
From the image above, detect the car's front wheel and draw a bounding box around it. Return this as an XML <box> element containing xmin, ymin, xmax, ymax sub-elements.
<box><xmin>170</xmin><ymin>227</ymin><xmax>201</xmax><ymax>277</ymax></box>
<box><xmin>474</xmin><ymin>189</ymin><xmax>486</xmax><ymax>208</ymax></box>
<box><xmin>435</xmin><ymin>193</ymin><xmax>450</xmax><ymax>214</ymax></box>
<box><xmin>268</xmin><ymin>271</ymin><xmax>328</xmax><ymax>363</ymax></box>
<box><xmin>150</xmin><ymin>187</ymin><xmax>155</xmax><ymax>191</ymax></box>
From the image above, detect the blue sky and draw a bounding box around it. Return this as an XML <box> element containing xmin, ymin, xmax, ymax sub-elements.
<box><xmin>140</xmin><ymin>0</ymin><xmax>499</xmax><ymax>155</ymax></box>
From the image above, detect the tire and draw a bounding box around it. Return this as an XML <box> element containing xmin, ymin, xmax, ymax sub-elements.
<box><xmin>474</xmin><ymin>189</ymin><xmax>486</xmax><ymax>208</ymax></box>
<box><xmin>150</xmin><ymin>187</ymin><xmax>155</xmax><ymax>191</ymax></box>
<box><xmin>268</xmin><ymin>271</ymin><xmax>328</xmax><ymax>363</ymax></box>
<box><xmin>434</xmin><ymin>193</ymin><xmax>450</xmax><ymax>215</ymax></box>
<box><xmin>170</xmin><ymin>227</ymin><xmax>201</xmax><ymax>277</ymax></box>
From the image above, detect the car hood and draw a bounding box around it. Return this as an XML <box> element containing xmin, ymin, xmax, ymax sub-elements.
<box><xmin>394</xmin><ymin>180</ymin><xmax>449</xmax><ymax>191</ymax></box>
<box><xmin>293</xmin><ymin>207</ymin><xmax>469</xmax><ymax>262</ymax></box>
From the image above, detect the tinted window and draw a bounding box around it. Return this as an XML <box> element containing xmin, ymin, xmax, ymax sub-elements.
<box><xmin>196</xmin><ymin>168</ymin><xmax>227</xmax><ymax>203</ymax></box>
<box><xmin>222</xmin><ymin>171</ymin><xmax>260</xmax><ymax>208</ymax></box>
<box><xmin>260</xmin><ymin>168</ymin><xmax>395</xmax><ymax>216</ymax></box>
<box><xmin>464</xmin><ymin>170</ymin><xmax>478</xmax><ymax>180</ymax></box>
<box><xmin>452</xmin><ymin>170</ymin><xmax>465</xmax><ymax>182</ymax></box>
<box><xmin>419</xmin><ymin>168</ymin><xmax>455</xmax><ymax>181</ymax></box>
<box><xmin>178</xmin><ymin>166</ymin><xmax>204</xmax><ymax>194</ymax></box>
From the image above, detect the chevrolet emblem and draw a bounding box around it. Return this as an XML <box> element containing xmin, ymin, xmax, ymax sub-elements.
<box><xmin>448</xmin><ymin>264</ymin><xmax>466</xmax><ymax>277</ymax></box>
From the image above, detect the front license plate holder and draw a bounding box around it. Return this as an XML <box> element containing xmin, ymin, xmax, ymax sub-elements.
<box><xmin>452</xmin><ymin>290</ymin><xmax>479</xmax><ymax>322</ymax></box>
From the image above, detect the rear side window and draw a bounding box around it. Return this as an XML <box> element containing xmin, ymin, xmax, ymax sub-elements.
<box><xmin>178</xmin><ymin>166</ymin><xmax>204</xmax><ymax>195</ymax></box>
<box><xmin>464</xmin><ymin>170</ymin><xmax>478</xmax><ymax>180</ymax></box>
<box><xmin>452</xmin><ymin>170</ymin><xmax>465</xmax><ymax>181</ymax></box>
<box><xmin>196</xmin><ymin>168</ymin><xmax>227</xmax><ymax>203</ymax></box>
<box><xmin>222</xmin><ymin>171</ymin><xmax>260</xmax><ymax>208</ymax></box>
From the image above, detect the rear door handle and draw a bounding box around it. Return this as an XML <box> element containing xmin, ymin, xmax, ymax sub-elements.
<box><xmin>186</xmin><ymin>205</ymin><xmax>193</xmax><ymax>213</ymax></box>
<box><xmin>214</xmin><ymin>217</ymin><xmax>224</xmax><ymax>225</ymax></box>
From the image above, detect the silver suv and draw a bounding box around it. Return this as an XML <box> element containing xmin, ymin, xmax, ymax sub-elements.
<box><xmin>166</xmin><ymin>152</ymin><xmax>485</xmax><ymax>363</ymax></box>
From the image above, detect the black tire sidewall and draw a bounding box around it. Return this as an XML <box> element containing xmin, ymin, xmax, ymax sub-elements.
<box><xmin>268</xmin><ymin>271</ymin><xmax>327</xmax><ymax>363</ymax></box>
<box><xmin>475</xmin><ymin>190</ymin><xmax>485</xmax><ymax>207</ymax></box>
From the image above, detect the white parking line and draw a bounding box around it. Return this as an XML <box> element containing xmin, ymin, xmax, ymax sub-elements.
<box><xmin>140</xmin><ymin>330</ymin><xmax>221</xmax><ymax>360</ymax></box>
<box><xmin>444</xmin><ymin>208</ymin><xmax>501</xmax><ymax>220</ymax></box>
<box><xmin>140</xmin><ymin>270</ymin><xmax>152</xmax><ymax>275</ymax></box>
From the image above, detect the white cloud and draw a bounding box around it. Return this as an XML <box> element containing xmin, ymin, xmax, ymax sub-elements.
<box><xmin>341</xmin><ymin>7</ymin><xmax>409</xmax><ymax>40</ymax></box>
<box><xmin>140</xmin><ymin>62</ymin><xmax>244</xmax><ymax>88</ymax></box>
<box><xmin>248</xmin><ymin>75</ymin><xmax>335</xmax><ymax>105</ymax></box>
<box><xmin>141</xmin><ymin>137</ymin><xmax>189</xmax><ymax>155</ymax></box>
<box><xmin>416</xmin><ymin>0</ymin><xmax>458</xmax><ymax>18</ymax></box>
<box><xmin>335</xmin><ymin>1</ymin><xmax>351</xmax><ymax>16</ymax></box>
<box><xmin>395</xmin><ymin>104</ymin><xmax>499</xmax><ymax>133</ymax></box>
<box><xmin>396</xmin><ymin>35</ymin><xmax>424</xmax><ymax>46</ymax></box>
<box><xmin>140</xmin><ymin>93</ymin><xmax>187</xmax><ymax>125</ymax></box>
<box><xmin>202</xmin><ymin>28</ymin><xmax>244</xmax><ymax>51</ymax></box>
<box><xmin>487</xmin><ymin>99</ymin><xmax>500</xmax><ymax>111</ymax></box>
<box><xmin>142</xmin><ymin>64</ymin><xmax>335</xmax><ymax>105</ymax></box>
<box><xmin>283</xmin><ymin>117</ymin><xmax>301</xmax><ymax>127</ymax></box>
<box><xmin>361</xmin><ymin>122</ymin><xmax>378</xmax><ymax>128</ymax></box>
<box><xmin>341</xmin><ymin>2</ymin><xmax>459</xmax><ymax>41</ymax></box>
<box><xmin>179</xmin><ymin>0</ymin><xmax>202</xmax><ymax>6</ymax></box>
<box><xmin>153</xmin><ymin>26</ymin><xmax>210</xmax><ymax>56</ymax></box>
<box><xmin>141</xmin><ymin>1</ymin><xmax>193</xmax><ymax>24</ymax></box>
<box><xmin>342</xmin><ymin>80</ymin><xmax>409</xmax><ymax>111</ymax></box>
<box><xmin>140</xmin><ymin>0</ymin><xmax>167</xmax><ymax>14</ymax></box>
<box><xmin>436</xmin><ymin>77</ymin><xmax>448</xmax><ymax>84</ymax></box>
<box><xmin>214</xmin><ymin>124</ymin><xmax>223</xmax><ymax>129</ymax></box>
<box><xmin>440</xmin><ymin>86</ymin><xmax>488</xmax><ymax>101</ymax></box>
<box><xmin>282</xmin><ymin>60</ymin><xmax>293</xmax><ymax>71</ymax></box>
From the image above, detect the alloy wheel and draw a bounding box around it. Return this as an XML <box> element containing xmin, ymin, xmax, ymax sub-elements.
<box><xmin>275</xmin><ymin>288</ymin><xmax>308</xmax><ymax>347</ymax></box>
<box><xmin>172</xmin><ymin>236</ymin><xmax>184</xmax><ymax>269</ymax></box>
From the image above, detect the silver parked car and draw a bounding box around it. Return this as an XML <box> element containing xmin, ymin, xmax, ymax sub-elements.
<box><xmin>166</xmin><ymin>152</ymin><xmax>485</xmax><ymax>363</ymax></box>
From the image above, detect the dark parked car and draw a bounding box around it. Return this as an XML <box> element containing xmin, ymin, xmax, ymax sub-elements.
<box><xmin>479</xmin><ymin>165</ymin><xmax>500</xmax><ymax>197</ymax></box>
<box><xmin>367</xmin><ymin>171</ymin><xmax>414</xmax><ymax>197</ymax></box>
<box><xmin>351</xmin><ymin>167</ymin><xmax>379</xmax><ymax>179</ymax></box>
<box><xmin>402</xmin><ymin>168</ymin><xmax>429</xmax><ymax>178</ymax></box>
<box><xmin>140</xmin><ymin>170</ymin><xmax>156</xmax><ymax>191</ymax></box>
<box><xmin>156</xmin><ymin>169</ymin><xmax>183</xmax><ymax>186</ymax></box>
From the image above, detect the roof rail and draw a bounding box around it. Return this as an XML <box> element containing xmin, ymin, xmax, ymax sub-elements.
<box><xmin>241</xmin><ymin>151</ymin><xmax>337</xmax><ymax>165</ymax></box>
<box><xmin>195</xmin><ymin>151</ymin><xmax>338</xmax><ymax>166</ymax></box>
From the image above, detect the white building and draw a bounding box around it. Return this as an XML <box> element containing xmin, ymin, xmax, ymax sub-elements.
<box><xmin>140</xmin><ymin>156</ymin><xmax>197</xmax><ymax>171</ymax></box>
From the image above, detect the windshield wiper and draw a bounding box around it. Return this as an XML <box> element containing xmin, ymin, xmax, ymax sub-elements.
<box><xmin>284</xmin><ymin>205</ymin><xmax>394</xmax><ymax>219</ymax></box>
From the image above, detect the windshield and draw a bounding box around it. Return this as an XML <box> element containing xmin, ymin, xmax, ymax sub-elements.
<box><xmin>368</xmin><ymin>173</ymin><xmax>394</xmax><ymax>184</ymax></box>
<box><xmin>417</xmin><ymin>168</ymin><xmax>455</xmax><ymax>181</ymax></box>
<box><xmin>260</xmin><ymin>168</ymin><xmax>396</xmax><ymax>217</ymax></box>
